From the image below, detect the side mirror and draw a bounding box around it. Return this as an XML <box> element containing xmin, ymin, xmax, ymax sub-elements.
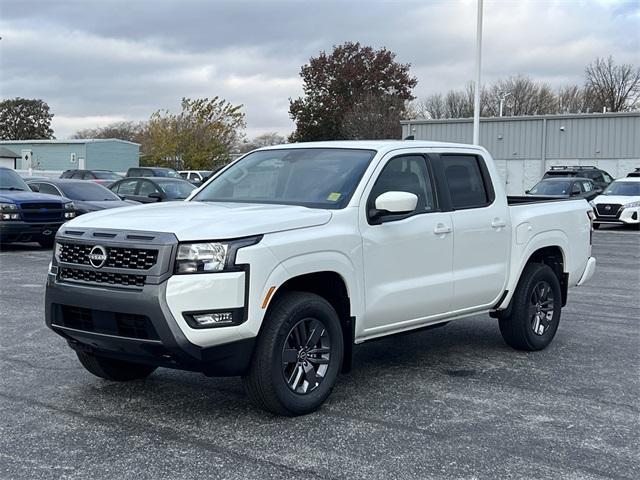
<box><xmin>525</xmin><ymin>189</ymin><xmax>530</xmax><ymax>194</ymax></box>
<box><xmin>148</xmin><ymin>192</ymin><xmax>163</xmax><ymax>202</ymax></box>
<box><xmin>29</xmin><ymin>184</ymin><xmax>39</xmax><ymax>192</ymax></box>
<box><xmin>594</xmin><ymin>188</ymin><xmax>603</xmax><ymax>194</ymax></box>
<box><xmin>370</xmin><ymin>191</ymin><xmax>418</xmax><ymax>223</ymax></box>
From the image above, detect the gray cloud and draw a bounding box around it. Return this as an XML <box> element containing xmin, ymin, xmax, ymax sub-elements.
<box><xmin>0</xmin><ymin>0</ymin><xmax>638</xmax><ymax>138</ymax></box>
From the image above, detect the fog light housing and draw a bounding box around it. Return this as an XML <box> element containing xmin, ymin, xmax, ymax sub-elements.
<box><xmin>184</xmin><ymin>308</ymin><xmax>244</xmax><ymax>329</ymax></box>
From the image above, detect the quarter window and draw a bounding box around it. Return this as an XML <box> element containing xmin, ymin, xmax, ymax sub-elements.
<box><xmin>442</xmin><ymin>155</ymin><xmax>491</xmax><ymax>209</ymax></box>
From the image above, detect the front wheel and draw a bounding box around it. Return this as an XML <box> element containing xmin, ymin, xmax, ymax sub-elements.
<box><xmin>499</xmin><ymin>263</ymin><xmax>562</xmax><ymax>351</ymax></box>
<box><xmin>76</xmin><ymin>351</ymin><xmax>157</xmax><ymax>381</ymax></box>
<box><xmin>243</xmin><ymin>292</ymin><xmax>343</xmax><ymax>416</ymax></box>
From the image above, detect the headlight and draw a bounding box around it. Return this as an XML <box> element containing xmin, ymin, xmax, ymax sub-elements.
<box><xmin>63</xmin><ymin>202</ymin><xmax>76</xmax><ymax>218</ymax></box>
<box><xmin>0</xmin><ymin>203</ymin><xmax>18</xmax><ymax>211</ymax></box>
<box><xmin>174</xmin><ymin>236</ymin><xmax>261</xmax><ymax>274</ymax></box>
<box><xmin>623</xmin><ymin>201</ymin><xmax>640</xmax><ymax>208</ymax></box>
<box><xmin>0</xmin><ymin>203</ymin><xmax>20</xmax><ymax>220</ymax></box>
<box><xmin>176</xmin><ymin>242</ymin><xmax>228</xmax><ymax>273</ymax></box>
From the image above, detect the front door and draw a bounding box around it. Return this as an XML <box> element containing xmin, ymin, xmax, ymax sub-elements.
<box><xmin>360</xmin><ymin>153</ymin><xmax>454</xmax><ymax>336</ymax></box>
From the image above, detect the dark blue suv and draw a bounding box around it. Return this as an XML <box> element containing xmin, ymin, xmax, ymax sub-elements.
<box><xmin>0</xmin><ymin>168</ymin><xmax>77</xmax><ymax>248</ymax></box>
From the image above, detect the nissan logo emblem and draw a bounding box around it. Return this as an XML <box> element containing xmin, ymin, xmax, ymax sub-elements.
<box><xmin>604</xmin><ymin>205</ymin><xmax>611</xmax><ymax>210</ymax></box>
<box><xmin>88</xmin><ymin>245</ymin><xmax>108</xmax><ymax>268</ymax></box>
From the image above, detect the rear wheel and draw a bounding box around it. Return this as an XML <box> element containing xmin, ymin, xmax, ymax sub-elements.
<box><xmin>499</xmin><ymin>263</ymin><xmax>562</xmax><ymax>351</ymax></box>
<box><xmin>243</xmin><ymin>292</ymin><xmax>343</xmax><ymax>416</ymax></box>
<box><xmin>76</xmin><ymin>351</ymin><xmax>156</xmax><ymax>381</ymax></box>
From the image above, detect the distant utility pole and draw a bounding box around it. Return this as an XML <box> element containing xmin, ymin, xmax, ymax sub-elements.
<box><xmin>473</xmin><ymin>0</ymin><xmax>483</xmax><ymax>145</ymax></box>
<box><xmin>499</xmin><ymin>92</ymin><xmax>511</xmax><ymax>117</ymax></box>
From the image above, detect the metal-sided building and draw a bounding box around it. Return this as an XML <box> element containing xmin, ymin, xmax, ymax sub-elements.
<box><xmin>401</xmin><ymin>112</ymin><xmax>640</xmax><ymax>194</ymax></box>
<box><xmin>0</xmin><ymin>139</ymin><xmax>140</xmax><ymax>174</ymax></box>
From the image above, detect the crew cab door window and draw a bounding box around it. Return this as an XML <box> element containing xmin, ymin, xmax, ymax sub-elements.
<box><xmin>114</xmin><ymin>179</ymin><xmax>138</xmax><ymax>196</ymax></box>
<box><xmin>359</xmin><ymin>153</ymin><xmax>454</xmax><ymax>334</ymax></box>
<box><xmin>441</xmin><ymin>154</ymin><xmax>509</xmax><ymax>311</ymax></box>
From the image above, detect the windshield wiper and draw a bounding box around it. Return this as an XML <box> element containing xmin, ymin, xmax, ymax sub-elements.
<box><xmin>0</xmin><ymin>187</ymin><xmax>27</xmax><ymax>191</ymax></box>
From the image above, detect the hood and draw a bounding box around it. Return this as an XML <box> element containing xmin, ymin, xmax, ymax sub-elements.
<box><xmin>593</xmin><ymin>195</ymin><xmax>640</xmax><ymax>205</ymax></box>
<box><xmin>0</xmin><ymin>190</ymin><xmax>68</xmax><ymax>205</ymax></box>
<box><xmin>64</xmin><ymin>201</ymin><xmax>332</xmax><ymax>240</ymax></box>
<box><xmin>74</xmin><ymin>200</ymin><xmax>137</xmax><ymax>213</ymax></box>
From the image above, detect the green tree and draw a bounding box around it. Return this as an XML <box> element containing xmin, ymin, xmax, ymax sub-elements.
<box><xmin>0</xmin><ymin>97</ymin><xmax>55</xmax><ymax>140</ymax></box>
<box><xmin>143</xmin><ymin>97</ymin><xmax>245</xmax><ymax>169</ymax></box>
<box><xmin>289</xmin><ymin>42</ymin><xmax>417</xmax><ymax>142</ymax></box>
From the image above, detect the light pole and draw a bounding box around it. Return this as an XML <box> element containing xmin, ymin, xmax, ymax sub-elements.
<box><xmin>472</xmin><ymin>0</ymin><xmax>483</xmax><ymax>145</ymax></box>
<box><xmin>499</xmin><ymin>92</ymin><xmax>511</xmax><ymax>117</ymax></box>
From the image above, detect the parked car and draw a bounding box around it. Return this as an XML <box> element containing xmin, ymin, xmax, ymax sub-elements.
<box><xmin>60</xmin><ymin>169</ymin><xmax>123</xmax><ymax>185</ymax></box>
<box><xmin>0</xmin><ymin>167</ymin><xmax>76</xmax><ymax>248</ymax></box>
<box><xmin>543</xmin><ymin>165</ymin><xmax>614</xmax><ymax>190</ymax></box>
<box><xmin>44</xmin><ymin>141</ymin><xmax>597</xmax><ymax>416</ymax></box>
<box><xmin>108</xmin><ymin>177</ymin><xmax>196</xmax><ymax>203</ymax></box>
<box><xmin>591</xmin><ymin>177</ymin><xmax>640</xmax><ymax>229</ymax></box>
<box><xmin>26</xmin><ymin>178</ymin><xmax>137</xmax><ymax>215</ymax></box>
<box><xmin>627</xmin><ymin>168</ymin><xmax>640</xmax><ymax>178</ymax></box>
<box><xmin>526</xmin><ymin>177</ymin><xmax>600</xmax><ymax>201</ymax></box>
<box><xmin>125</xmin><ymin>167</ymin><xmax>182</xmax><ymax>178</ymax></box>
<box><xmin>178</xmin><ymin>170</ymin><xmax>213</xmax><ymax>185</ymax></box>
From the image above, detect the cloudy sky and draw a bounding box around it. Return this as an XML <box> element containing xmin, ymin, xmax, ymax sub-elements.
<box><xmin>0</xmin><ymin>0</ymin><xmax>638</xmax><ymax>139</ymax></box>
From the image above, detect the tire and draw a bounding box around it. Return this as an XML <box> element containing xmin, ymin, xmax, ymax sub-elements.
<box><xmin>39</xmin><ymin>238</ymin><xmax>55</xmax><ymax>248</ymax></box>
<box><xmin>243</xmin><ymin>291</ymin><xmax>344</xmax><ymax>416</ymax></box>
<box><xmin>499</xmin><ymin>263</ymin><xmax>562</xmax><ymax>351</ymax></box>
<box><xmin>76</xmin><ymin>351</ymin><xmax>156</xmax><ymax>381</ymax></box>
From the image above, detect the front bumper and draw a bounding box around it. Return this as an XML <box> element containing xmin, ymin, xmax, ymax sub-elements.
<box><xmin>45</xmin><ymin>275</ymin><xmax>255</xmax><ymax>376</ymax></box>
<box><xmin>0</xmin><ymin>220</ymin><xmax>63</xmax><ymax>244</ymax></box>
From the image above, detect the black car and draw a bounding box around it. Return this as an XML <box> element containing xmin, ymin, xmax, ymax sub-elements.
<box><xmin>108</xmin><ymin>177</ymin><xmax>196</xmax><ymax>203</ymax></box>
<box><xmin>60</xmin><ymin>169</ymin><xmax>123</xmax><ymax>185</ymax></box>
<box><xmin>627</xmin><ymin>168</ymin><xmax>640</xmax><ymax>178</ymax></box>
<box><xmin>543</xmin><ymin>165</ymin><xmax>614</xmax><ymax>190</ymax></box>
<box><xmin>526</xmin><ymin>177</ymin><xmax>601</xmax><ymax>201</ymax></box>
<box><xmin>125</xmin><ymin>167</ymin><xmax>182</xmax><ymax>178</ymax></box>
<box><xmin>26</xmin><ymin>178</ymin><xmax>136</xmax><ymax>214</ymax></box>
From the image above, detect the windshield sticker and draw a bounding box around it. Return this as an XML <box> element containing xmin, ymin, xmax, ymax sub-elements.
<box><xmin>327</xmin><ymin>192</ymin><xmax>341</xmax><ymax>202</ymax></box>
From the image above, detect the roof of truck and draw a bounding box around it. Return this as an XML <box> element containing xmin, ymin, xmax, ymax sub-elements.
<box><xmin>258</xmin><ymin>140</ymin><xmax>485</xmax><ymax>153</ymax></box>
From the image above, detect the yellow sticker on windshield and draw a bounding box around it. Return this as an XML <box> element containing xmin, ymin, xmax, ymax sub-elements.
<box><xmin>327</xmin><ymin>192</ymin><xmax>342</xmax><ymax>202</ymax></box>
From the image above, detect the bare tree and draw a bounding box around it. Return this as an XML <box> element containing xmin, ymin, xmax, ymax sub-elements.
<box><xmin>584</xmin><ymin>56</ymin><xmax>640</xmax><ymax>112</ymax></box>
<box><xmin>341</xmin><ymin>93</ymin><xmax>405</xmax><ymax>139</ymax></box>
<box><xmin>72</xmin><ymin>121</ymin><xmax>146</xmax><ymax>143</ymax></box>
<box><xmin>412</xmin><ymin>94</ymin><xmax>446</xmax><ymax>119</ymax></box>
<box><xmin>237</xmin><ymin>132</ymin><xmax>286</xmax><ymax>153</ymax></box>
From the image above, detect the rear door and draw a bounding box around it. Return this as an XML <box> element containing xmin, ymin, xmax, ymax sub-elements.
<box><xmin>360</xmin><ymin>152</ymin><xmax>454</xmax><ymax>334</ymax></box>
<box><xmin>440</xmin><ymin>153</ymin><xmax>510</xmax><ymax>311</ymax></box>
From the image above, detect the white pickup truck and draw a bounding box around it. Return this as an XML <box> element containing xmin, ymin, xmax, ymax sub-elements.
<box><xmin>45</xmin><ymin>141</ymin><xmax>596</xmax><ymax>416</ymax></box>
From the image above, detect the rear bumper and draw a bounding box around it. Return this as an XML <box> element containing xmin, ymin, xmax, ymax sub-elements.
<box><xmin>577</xmin><ymin>256</ymin><xmax>596</xmax><ymax>286</ymax></box>
<box><xmin>0</xmin><ymin>221</ymin><xmax>63</xmax><ymax>244</ymax></box>
<box><xmin>45</xmin><ymin>273</ymin><xmax>255</xmax><ymax>376</ymax></box>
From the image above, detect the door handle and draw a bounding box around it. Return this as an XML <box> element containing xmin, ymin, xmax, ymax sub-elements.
<box><xmin>433</xmin><ymin>223</ymin><xmax>452</xmax><ymax>235</ymax></box>
<box><xmin>491</xmin><ymin>218</ymin><xmax>507</xmax><ymax>229</ymax></box>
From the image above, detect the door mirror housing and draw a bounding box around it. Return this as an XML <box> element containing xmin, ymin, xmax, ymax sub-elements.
<box><xmin>148</xmin><ymin>192</ymin><xmax>163</xmax><ymax>201</ymax></box>
<box><xmin>369</xmin><ymin>191</ymin><xmax>418</xmax><ymax>224</ymax></box>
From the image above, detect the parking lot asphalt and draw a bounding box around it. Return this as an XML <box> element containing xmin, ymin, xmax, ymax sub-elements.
<box><xmin>0</xmin><ymin>227</ymin><xmax>638</xmax><ymax>480</ymax></box>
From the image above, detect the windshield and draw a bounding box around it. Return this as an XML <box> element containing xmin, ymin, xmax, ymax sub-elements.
<box><xmin>155</xmin><ymin>169</ymin><xmax>181</xmax><ymax>178</ymax></box>
<box><xmin>603</xmin><ymin>181</ymin><xmax>640</xmax><ymax>196</ymax></box>
<box><xmin>192</xmin><ymin>148</ymin><xmax>376</xmax><ymax>209</ymax></box>
<box><xmin>93</xmin><ymin>171</ymin><xmax>122</xmax><ymax>180</ymax></box>
<box><xmin>61</xmin><ymin>182</ymin><xmax>121</xmax><ymax>201</ymax></box>
<box><xmin>529</xmin><ymin>180</ymin><xmax>572</xmax><ymax>195</ymax></box>
<box><xmin>0</xmin><ymin>169</ymin><xmax>30</xmax><ymax>191</ymax></box>
<box><xmin>157</xmin><ymin>180</ymin><xmax>196</xmax><ymax>199</ymax></box>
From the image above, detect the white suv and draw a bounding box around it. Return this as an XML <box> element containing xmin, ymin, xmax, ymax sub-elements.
<box><xmin>591</xmin><ymin>177</ymin><xmax>640</xmax><ymax>229</ymax></box>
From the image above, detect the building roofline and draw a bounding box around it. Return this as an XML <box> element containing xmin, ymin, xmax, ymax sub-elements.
<box><xmin>0</xmin><ymin>138</ymin><xmax>141</xmax><ymax>146</ymax></box>
<box><xmin>401</xmin><ymin>111</ymin><xmax>640</xmax><ymax>125</ymax></box>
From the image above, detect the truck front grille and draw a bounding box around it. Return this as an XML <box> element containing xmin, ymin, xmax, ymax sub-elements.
<box><xmin>54</xmin><ymin>305</ymin><xmax>159</xmax><ymax>340</ymax></box>
<box><xmin>60</xmin><ymin>267</ymin><xmax>146</xmax><ymax>287</ymax></box>
<box><xmin>58</xmin><ymin>242</ymin><xmax>158</xmax><ymax>270</ymax></box>
<box><xmin>20</xmin><ymin>202</ymin><xmax>64</xmax><ymax>222</ymax></box>
<box><xmin>595</xmin><ymin>203</ymin><xmax>622</xmax><ymax>217</ymax></box>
